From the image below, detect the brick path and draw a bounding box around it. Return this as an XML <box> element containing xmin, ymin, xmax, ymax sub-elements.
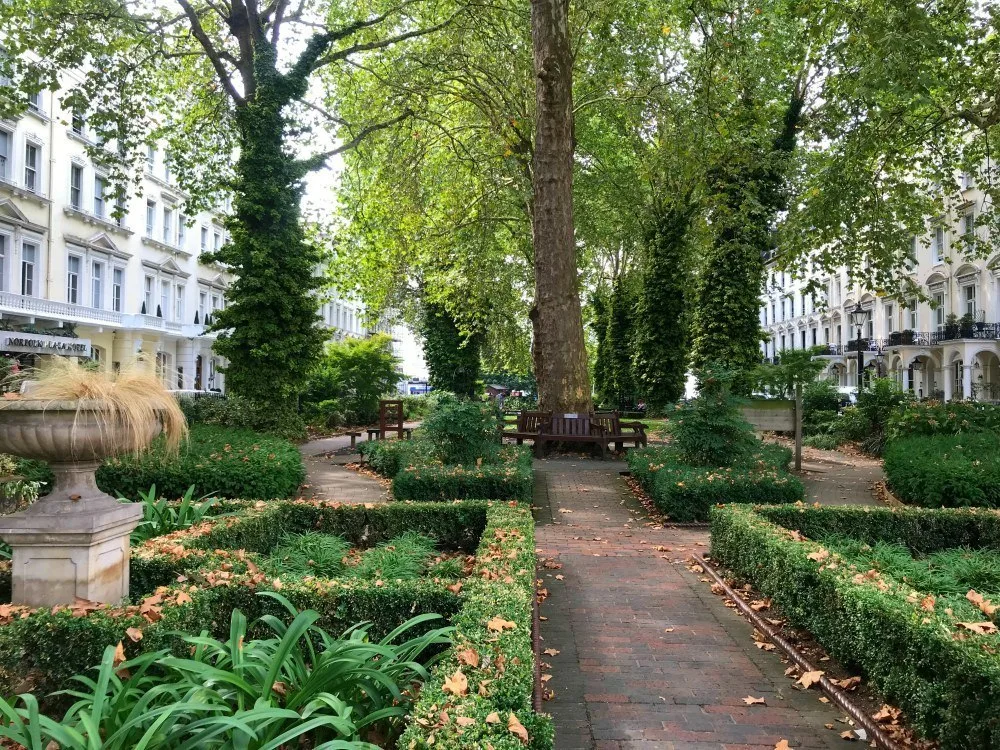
<box><xmin>534</xmin><ymin>458</ymin><xmax>844</xmax><ymax>750</ymax></box>
<box><xmin>298</xmin><ymin>435</ymin><xmax>388</xmax><ymax>503</ymax></box>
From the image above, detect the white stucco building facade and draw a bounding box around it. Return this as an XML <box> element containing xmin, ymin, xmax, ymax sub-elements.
<box><xmin>761</xmin><ymin>175</ymin><xmax>1000</xmax><ymax>401</ymax></box>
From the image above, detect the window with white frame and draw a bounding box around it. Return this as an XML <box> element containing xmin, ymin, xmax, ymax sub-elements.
<box><xmin>963</xmin><ymin>208</ymin><xmax>976</xmax><ymax>239</ymax></box>
<box><xmin>159</xmin><ymin>280</ymin><xmax>169</xmax><ymax>318</ymax></box>
<box><xmin>93</xmin><ymin>174</ymin><xmax>107</xmax><ymax>218</ymax></box>
<box><xmin>145</xmin><ymin>200</ymin><xmax>156</xmax><ymax>237</ymax></box>
<box><xmin>962</xmin><ymin>172</ymin><xmax>974</xmax><ymax>190</ymax></box>
<box><xmin>837</xmin><ymin>324</ymin><xmax>842</xmax><ymax>345</ymax></box>
<box><xmin>143</xmin><ymin>275</ymin><xmax>153</xmax><ymax>314</ymax></box>
<box><xmin>163</xmin><ymin>206</ymin><xmax>174</xmax><ymax>245</ymax></box>
<box><xmin>908</xmin><ymin>237</ymin><xmax>918</xmax><ymax>268</ymax></box>
<box><xmin>71</xmin><ymin>110</ymin><xmax>85</xmax><ymax>137</ymax></box>
<box><xmin>163</xmin><ymin>150</ymin><xmax>171</xmax><ymax>182</ymax></box>
<box><xmin>20</xmin><ymin>241</ymin><xmax>36</xmax><ymax>296</ymax></box>
<box><xmin>0</xmin><ymin>130</ymin><xmax>9</xmax><ymax>181</ymax></box>
<box><xmin>67</xmin><ymin>255</ymin><xmax>81</xmax><ymax>304</ymax></box>
<box><xmin>200</xmin><ymin>226</ymin><xmax>208</xmax><ymax>252</ymax></box>
<box><xmin>908</xmin><ymin>300</ymin><xmax>918</xmax><ymax>330</ymax></box>
<box><xmin>800</xmin><ymin>330</ymin><xmax>806</xmax><ymax>349</ymax></box>
<box><xmin>824</xmin><ymin>326</ymin><xmax>830</xmax><ymax>344</ymax></box>
<box><xmin>27</xmin><ymin>91</ymin><xmax>42</xmax><ymax>112</ymax></box>
<box><xmin>178</xmin><ymin>214</ymin><xmax>187</xmax><ymax>248</ymax></box>
<box><xmin>934</xmin><ymin>292</ymin><xmax>945</xmax><ymax>329</ymax></box>
<box><xmin>811</xmin><ymin>328</ymin><xmax>817</xmax><ymax>346</ymax></box>
<box><xmin>0</xmin><ymin>234</ymin><xmax>6</xmax><ymax>292</ymax></box>
<box><xmin>146</xmin><ymin>145</ymin><xmax>155</xmax><ymax>173</ymax></box>
<box><xmin>112</xmin><ymin>267</ymin><xmax>123</xmax><ymax>312</ymax></box>
<box><xmin>91</xmin><ymin>261</ymin><xmax>104</xmax><ymax>308</ymax></box>
<box><xmin>113</xmin><ymin>193</ymin><xmax>126</xmax><ymax>228</ymax></box>
<box><xmin>211</xmin><ymin>293</ymin><xmax>220</xmax><ymax>312</ymax></box>
<box><xmin>866</xmin><ymin>315</ymin><xmax>874</xmax><ymax>339</ymax></box>
<box><xmin>964</xmin><ymin>285</ymin><xmax>977</xmax><ymax>317</ymax></box>
<box><xmin>23</xmin><ymin>142</ymin><xmax>39</xmax><ymax>192</ymax></box>
<box><xmin>175</xmin><ymin>284</ymin><xmax>184</xmax><ymax>321</ymax></box>
<box><xmin>213</xmin><ymin>230</ymin><xmax>221</xmax><ymax>251</ymax></box>
<box><xmin>885</xmin><ymin>303</ymin><xmax>894</xmax><ymax>335</ymax></box>
<box><xmin>199</xmin><ymin>291</ymin><xmax>207</xmax><ymax>322</ymax></box>
<box><xmin>69</xmin><ymin>164</ymin><xmax>83</xmax><ymax>209</ymax></box>
<box><xmin>933</xmin><ymin>226</ymin><xmax>945</xmax><ymax>263</ymax></box>
<box><xmin>780</xmin><ymin>335</ymin><xmax>786</xmax><ymax>351</ymax></box>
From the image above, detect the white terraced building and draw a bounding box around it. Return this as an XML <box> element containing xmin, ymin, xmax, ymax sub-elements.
<box><xmin>0</xmin><ymin>72</ymin><xmax>387</xmax><ymax>391</ymax></box>
<box><xmin>761</xmin><ymin>175</ymin><xmax>1000</xmax><ymax>402</ymax></box>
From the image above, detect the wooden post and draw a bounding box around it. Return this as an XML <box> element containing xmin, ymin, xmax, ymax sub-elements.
<box><xmin>794</xmin><ymin>382</ymin><xmax>803</xmax><ymax>472</ymax></box>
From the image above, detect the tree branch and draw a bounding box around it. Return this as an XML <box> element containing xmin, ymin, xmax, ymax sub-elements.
<box><xmin>295</xmin><ymin>109</ymin><xmax>414</xmax><ymax>174</ymax></box>
<box><xmin>175</xmin><ymin>0</ymin><xmax>244</xmax><ymax>105</ymax></box>
<box><xmin>311</xmin><ymin>12</ymin><xmax>459</xmax><ymax>71</ymax></box>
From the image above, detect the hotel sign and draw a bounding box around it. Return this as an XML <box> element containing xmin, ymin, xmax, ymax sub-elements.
<box><xmin>0</xmin><ymin>333</ymin><xmax>91</xmax><ymax>356</ymax></box>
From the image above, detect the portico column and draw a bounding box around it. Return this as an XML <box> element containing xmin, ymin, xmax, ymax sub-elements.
<box><xmin>176</xmin><ymin>339</ymin><xmax>196</xmax><ymax>390</ymax></box>
<box><xmin>902</xmin><ymin>367</ymin><xmax>910</xmax><ymax>393</ymax></box>
<box><xmin>944</xmin><ymin>365</ymin><xmax>954</xmax><ymax>402</ymax></box>
<box><xmin>963</xmin><ymin>364</ymin><xmax>973</xmax><ymax>401</ymax></box>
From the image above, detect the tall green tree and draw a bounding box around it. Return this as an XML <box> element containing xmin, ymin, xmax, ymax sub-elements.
<box><xmin>418</xmin><ymin>299</ymin><xmax>482</xmax><ymax>398</ymax></box>
<box><xmin>604</xmin><ymin>272</ymin><xmax>637</xmax><ymax>409</ymax></box>
<box><xmin>0</xmin><ymin>0</ymin><xmax>455</xmax><ymax>415</ymax></box>
<box><xmin>587</xmin><ymin>289</ymin><xmax>612</xmax><ymax>405</ymax></box>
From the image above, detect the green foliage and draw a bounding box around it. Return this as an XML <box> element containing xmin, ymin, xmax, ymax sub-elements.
<box><xmin>802</xmin><ymin>434</ymin><xmax>841</xmax><ymax>450</ymax></box>
<box><xmin>360</xmin><ymin>439</ymin><xmax>419</xmax><ymax>479</ymax></box>
<box><xmin>839</xmin><ymin>378</ymin><xmax>911</xmax><ymax>455</ymax></box>
<box><xmin>302</xmin><ymin>334</ymin><xmax>403</xmax><ymax>426</ymax></box>
<box><xmin>421</xmin><ymin>400</ymin><xmax>499</xmax><ymax>465</ymax></box>
<box><xmin>710</xmin><ymin>504</ymin><xmax>1000</xmax><ymax>748</ymax></box>
<box><xmin>888</xmin><ymin>401</ymin><xmax>1000</xmax><ymax>441</ymax></box>
<box><xmin>400</xmin><ymin>503</ymin><xmax>552</xmax><ymax>749</ymax></box>
<box><xmin>270</xmin><ymin>532</ymin><xmax>352</xmax><ymax>578</ymax></box>
<box><xmin>178</xmin><ymin>395</ymin><xmax>306</xmax><ymax>440</ymax></box>
<box><xmin>128</xmin><ymin>485</ymin><xmax>221</xmax><ymax>544</ymax></box>
<box><xmin>754</xmin><ymin>348</ymin><xmax>827</xmax><ymax>397</ymax></box>
<box><xmin>0</xmin><ymin>600</ymin><xmax>451</xmax><ymax>749</ymax></box>
<box><xmin>270</xmin><ymin>531</ymin><xmax>443</xmax><ymax>582</ymax></box>
<box><xmin>402</xmin><ymin>395</ymin><xmax>434</xmax><ymax>420</ymax></box>
<box><xmin>97</xmin><ymin>425</ymin><xmax>304</xmax><ymax>500</ymax></box>
<box><xmin>884</xmin><ymin>433</ymin><xmax>1000</xmax><ymax>509</ymax></box>
<box><xmin>419</xmin><ymin>300</ymin><xmax>482</xmax><ymax>398</ymax></box>
<box><xmin>588</xmin><ymin>289</ymin><xmax>612</xmax><ymax>406</ymax></box>
<box><xmin>393</xmin><ymin>446</ymin><xmax>534</xmax><ymax>503</ymax></box>
<box><xmin>628</xmin><ymin>443</ymin><xmax>802</xmax><ymax>522</ymax></box>
<box><xmin>671</xmin><ymin>367</ymin><xmax>757</xmax><ymax>466</ymax></box>
<box><xmin>801</xmin><ymin>380</ymin><xmax>842</xmax><ymax>436</ymax></box>
<box><xmin>631</xmin><ymin>202</ymin><xmax>692</xmax><ymax>411</ymax></box>
<box><xmin>603</xmin><ymin>273</ymin><xmax>638</xmax><ymax>410</ymax></box>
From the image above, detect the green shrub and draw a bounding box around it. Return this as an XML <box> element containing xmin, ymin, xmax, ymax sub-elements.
<box><xmin>833</xmin><ymin>378</ymin><xmax>911</xmax><ymax>455</ymax></box>
<box><xmin>128</xmin><ymin>484</ymin><xmax>221</xmax><ymax>543</ymax></box>
<box><xmin>627</xmin><ymin>443</ymin><xmax>802</xmax><ymax>521</ymax></box>
<box><xmin>360</xmin><ymin>437</ymin><xmax>429</xmax><ymax>478</ymax></box>
<box><xmin>97</xmin><ymin>425</ymin><xmax>304</xmax><ymax>500</ymax></box>
<box><xmin>802</xmin><ymin>378</ymin><xmax>841</xmax><ymax>414</ymax></box>
<box><xmin>178</xmin><ymin>394</ymin><xmax>307</xmax><ymax>440</ymax></box>
<box><xmin>403</xmin><ymin>394</ymin><xmax>434</xmax><ymax>419</ymax></box>
<box><xmin>710</xmin><ymin>503</ymin><xmax>1000</xmax><ymax>748</ymax></box>
<box><xmin>269</xmin><ymin>531</ymin><xmax>352</xmax><ymax>577</ymax></box>
<box><xmin>394</xmin><ymin>446</ymin><xmax>533</xmax><ymax>503</ymax></box>
<box><xmin>802</xmin><ymin>434</ymin><xmax>841</xmax><ymax>450</ymax></box>
<box><xmin>888</xmin><ymin>400</ymin><xmax>1000</xmax><ymax>440</ymax></box>
<box><xmin>884</xmin><ymin>433</ymin><xmax>1000</xmax><ymax>508</ymax></box>
<box><xmin>672</xmin><ymin>367</ymin><xmax>757</xmax><ymax>466</ymax></box>
<box><xmin>421</xmin><ymin>400</ymin><xmax>499</xmax><ymax>465</ymax></box>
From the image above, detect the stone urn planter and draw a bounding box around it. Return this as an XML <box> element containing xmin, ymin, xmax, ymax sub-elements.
<box><xmin>0</xmin><ymin>400</ymin><xmax>161</xmax><ymax>606</ymax></box>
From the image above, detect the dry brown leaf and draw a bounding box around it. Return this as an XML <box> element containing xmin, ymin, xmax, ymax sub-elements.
<box><xmin>775</xmin><ymin>741</ymin><xmax>792</xmax><ymax>750</ymax></box>
<box><xmin>507</xmin><ymin>713</ymin><xmax>528</xmax><ymax>744</ymax></box>
<box><xmin>485</xmin><ymin>711</ymin><xmax>500</xmax><ymax>724</ymax></box>
<box><xmin>743</xmin><ymin>696</ymin><xmax>766</xmax><ymax>705</ymax></box>
<box><xmin>112</xmin><ymin>641</ymin><xmax>126</xmax><ymax>667</ymax></box>
<box><xmin>967</xmin><ymin>589</ymin><xmax>998</xmax><ymax>616</ymax></box>
<box><xmin>457</xmin><ymin>648</ymin><xmax>480</xmax><ymax>668</ymax></box>
<box><xmin>806</xmin><ymin>549</ymin><xmax>830</xmax><ymax>562</ymax></box>
<box><xmin>958</xmin><ymin>621</ymin><xmax>999</xmax><ymax>634</ymax></box>
<box><xmin>543</xmin><ymin>648</ymin><xmax>560</xmax><ymax>656</ymax></box>
<box><xmin>840</xmin><ymin>730</ymin><xmax>858</xmax><ymax>741</ymax></box>
<box><xmin>832</xmin><ymin>676</ymin><xmax>861</xmax><ymax>691</ymax></box>
<box><xmin>796</xmin><ymin>670</ymin><xmax>824</xmax><ymax>689</ymax></box>
<box><xmin>486</xmin><ymin>616</ymin><xmax>516</xmax><ymax>632</ymax></box>
<box><xmin>455</xmin><ymin>716</ymin><xmax>476</xmax><ymax>727</ymax></box>
<box><xmin>125</xmin><ymin>627</ymin><xmax>143</xmax><ymax>642</ymax></box>
<box><xmin>442</xmin><ymin>669</ymin><xmax>468</xmax><ymax>696</ymax></box>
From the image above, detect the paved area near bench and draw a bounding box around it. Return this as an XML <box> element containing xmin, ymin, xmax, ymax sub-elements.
<box><xmin>297</xmin><ymin>434</ymin><xmax>388</xmax><ymax>503</ymax></box>
<box><xmin>785</xmin><ymin>442</ymin><xmax>885</xmax><ymax>507</ymax></box>
<box><xmin>534</xmin><ymin>457</ymin><xmax>845</xmax><ymax>750</ymax></box>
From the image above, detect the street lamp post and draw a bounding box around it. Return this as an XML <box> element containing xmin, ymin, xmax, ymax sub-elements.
<box><xmin>849</xmin><ymin>302</ymin><xmax>871</xmax><ymax>391</ymax></box>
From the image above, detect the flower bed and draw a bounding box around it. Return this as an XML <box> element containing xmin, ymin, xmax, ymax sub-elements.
<box><xmin>626</xmin><ymin>443</ymin><xmax>802</xmax><ymax>521</ymax></box>
<box><xmin>0</xmin><ymin>498</ymin><xmax>550</xmax><ymax>747</ymax></box>
<box><xmin>884</xmin><ymin>433</ymin><xmax>1000</xmax><ymax>508</ymax></box>
<box><xmin>364</xmin><ymin>440</ymin><xmax>534</xmax><ymax>503</ymax></box>
<box><xmin>97</xmin><ymin>424</ymin><xmax>305</xmax><ymax>499</ymax></box>
<box><xmin>710</xmin><ymin>503</ymin><xmax>1000</xmax><ymax>748</ymax></box>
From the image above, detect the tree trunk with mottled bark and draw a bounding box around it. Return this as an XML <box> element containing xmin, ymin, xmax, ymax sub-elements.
<box><xmin>530</xmin><ymin>0</ymin><xmax>592</xmax><ymax>413</ymax></box>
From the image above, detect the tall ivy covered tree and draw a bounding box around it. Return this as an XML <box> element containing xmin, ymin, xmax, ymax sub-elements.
<box><xmin>587</xmin><ymin>290</ymin><xmax>612</xmax><ymax>406</ymax></box>
<box><xmin>604</xmin><ymin>273</ymin><xmax>637</xmax><ymax>410</ymax></box>
<box><xmin>632</xmin><ymin>201</ymin><xmax>693</xmax><ymax>411</ymax></box>
<box><xmin>0</xmin><ymin>0</ymin><xmax>455</xmax><ymax>419</ymax></box>
<box><xmin>419</xmin><ymin>300</ymin><xmax>482</xmax><ymax>398</ymax></box>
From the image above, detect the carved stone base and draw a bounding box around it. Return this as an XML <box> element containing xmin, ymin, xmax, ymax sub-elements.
<box><xmin>0</xmin><ymin>463</ymin><xmax>143</xmax><ymax>606</ymax></box>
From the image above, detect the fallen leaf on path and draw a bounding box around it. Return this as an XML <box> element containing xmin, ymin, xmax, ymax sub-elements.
<box><xmin>507</xmin><ymin>712</ymin><xmax>528</xmax><ymax>743</ymax></box>
<box><xmin>796</xmin><ymin>670</ymin><xmax>824</xmax><ymax>689</ymax></box>
<box><xmin>442</xmin><ymin>669</ymin><xmax>468</xmax><ymax>696</ymax></box>
<box><xmin>543</xmin><ymin>648</ymin><xmax>560</xmax><ymax>656</ymax></box>
<box><xmin>743</xmin><ymin>696</ymin><xmax>766</xmax><ymax>705</ymax></box>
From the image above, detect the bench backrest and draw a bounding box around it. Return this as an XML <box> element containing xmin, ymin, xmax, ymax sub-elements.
<box><xmin>517</xmin><ymin>411</ymin><xmax>552</xmax><ymax>432</ymax></box>
<box><xmin>549</xmin><ymin>415</ymin><xmax>594</xmax><ymax>436</ymax></box>
<box><xmin>592</xmin><ymin>411</ymin><xmax>622</xmax><ymax>434</ymax></box>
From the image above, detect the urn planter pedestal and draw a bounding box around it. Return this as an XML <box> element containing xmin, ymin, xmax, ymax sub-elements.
<box><xmin>0</xmin><ymin>401</ymin><xmax>158</xmax><ymax>607</ymax></box>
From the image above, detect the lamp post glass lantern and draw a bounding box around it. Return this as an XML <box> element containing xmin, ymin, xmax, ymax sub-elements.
<box><xmin>849</xmin><ymin>302</ymin><xmax>870</xmax><ymax>390</ymax></box>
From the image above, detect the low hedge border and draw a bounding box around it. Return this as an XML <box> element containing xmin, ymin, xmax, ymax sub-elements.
<box><xmin>399</xmin><ymin>501</ymin><xmax>553</xmax><ymax>749</ymax></box>
<box><xmin>365</xmin><ymin>441</ymin><xmax>534</xmax><ymax>503</ymax></box>
<box><xmin>627</xmin><ymin>444</ymin><xmax>803</xmax><ymax>521</ymax></box>
<box><xmin>884</xmin><ymin>433</ymin><xmax>1000</xmax><ymax>508</ymax></box>
<box><xmin>710</xmin><ymin>503</ymin><xmax>1000</xmax><ymax>748</ymax></box>
<box><xmin>0</xmin><ymin>500</ymin><xmax>501</xmax><ymax>698</ymax></box>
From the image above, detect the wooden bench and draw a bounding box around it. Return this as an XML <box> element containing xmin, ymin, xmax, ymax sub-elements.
<box><xmin>366</xmin><ymin>428</ymin><xmax>381</xmax><ymax>442</ymax></box>
<box><xmin>534</xmin><ymin>414</ymin><xmax>608</xmax><ymax>459</ymax></box>
<box><xmin>499</xmin><ymin>411</ymin><xmax>552</xmax><ymax>445</ymax></box>
<box><xmin>345</xmin><ymin>430</ymin><xmax>362</xmax><ymax>449</ymax></box>
<box><xmin>592</xmin><ymin>412</ymin><xmax>648</xmax><ymax>451</ymax></box>
<box><xmin>366</xmin><ymin>427</ymin><xmax>413</xmax><ymax>442</ymax></box>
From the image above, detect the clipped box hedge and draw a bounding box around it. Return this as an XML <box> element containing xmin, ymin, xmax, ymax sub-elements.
<box><xmin>627</xmin><ymin>443</ymin><xmax>803</xmax><ymax>521</ymax></box>
<box><xmin>710</xmin><ymin>503</ymin><xmax>1000</xmax><ymax>749</ymax></box>
<box><xmin>364</xmin><ymin>440</ymin><xmax>534</xmax><ymax>503</ymax></box>
<box><xmin>0</xmin><ymin>499</ymin><xmax>552</xmax><ymax>748</ymax></box>
<box><xmin>884</xmin><ymin>433</ymin><xmax>1000</xmax><ymax>508</ymax></box>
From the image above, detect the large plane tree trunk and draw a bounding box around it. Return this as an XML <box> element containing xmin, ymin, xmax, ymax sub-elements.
<box><xmin>530</xmin><ymin>0</ymin><xmax>592</xmax><ymax>413</ymax></box>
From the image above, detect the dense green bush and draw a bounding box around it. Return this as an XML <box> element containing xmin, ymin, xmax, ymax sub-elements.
<box><xmin>801</xmin><ymin>380</ymin><xmax>842</xmax><ymax>436</ymax></box>
<box><xmin>710</xmin><ymin>503</ymin><xmax>1000</xmax><ymax>748</ymax></box>
<box><xmin>421</xmin><ymin>399</ymin><xmax>499</xmax><ymax>465</ymax></box>
<box><xmin>888</xmin><ymin>400</ymin><xmax>1000</xmax><ymax>440</ymax></box>
<box><xmin>802</xmin><ymin>433</ymin><xmax>841</xmax><ymax>450</ymax></box>
<box><xmin>884</xmin><ymin>433</ymin><xmax>1000</xmax><ymax>508</ymax></box>
<box><xmin>394</xmin><ymin>446</ymin><xmax>533</xmax><ymax>503</ymax></box>
<box><xmin>177</xmin><ymin>394</ymin><xmax>306</xmax><ymax>439</ymax></box>
<box><xmin>627</xmin><ymin>443</ymin><xmax>802</xmax><ymax>521</ymax></box>
<box><xmin>834</xmin><ymin>378</ymin><xmax>911</xmax><ymax>455</ymax></box>
<box><xmin>97</xmin><ymin>425</ymin><xmax>304</xmax><ymax>500</ymax></box>
<box><xmin>359</xmin><ymin>437</ymin><xmax>426</xmax><ymax>477</ymax></box>
<box><xmin>672</xmin><ymin>368</ymin><xmax>757</xmax><ymax>466</ymax></box>
<box><xmin>300</xmin><ymin>334</ymin><xmax>403</xmax><ymax>426</ymax></box>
